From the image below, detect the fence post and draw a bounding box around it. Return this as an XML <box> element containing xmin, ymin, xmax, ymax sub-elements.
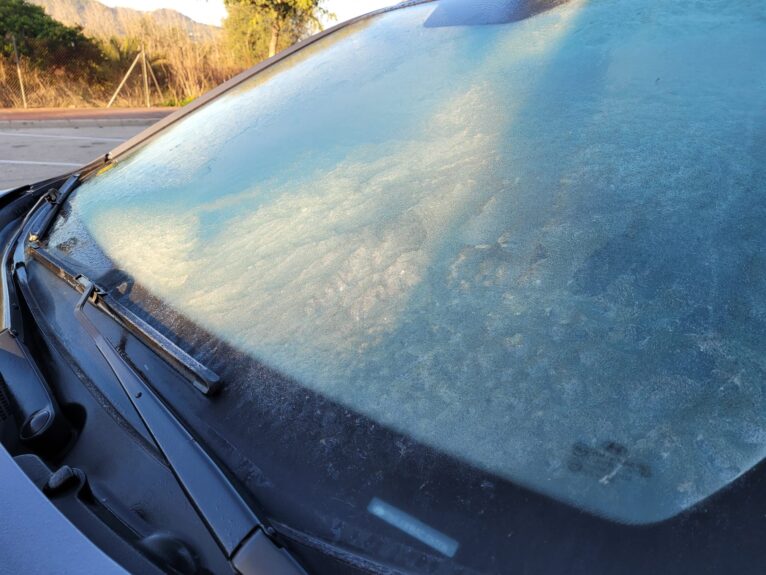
<box><xmin>107</xmin><ymin>51</ymin><xmax>142</xmax><ymax>108</ymax></box>
<box><xmin>11</xmin><ymin>34</ymin><xmax>27</xmax><ymax>109</ymax></box>
<box><xmin>141</xmin><ymin>46</ymin><xmax>150</xmax><ymax>108</ymax></box>
<box><xmin>148</xmin><ymin>61</ymin><xmax>163</xmax><ymax>102</ymax></box>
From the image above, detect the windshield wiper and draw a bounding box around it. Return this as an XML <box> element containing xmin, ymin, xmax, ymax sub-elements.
<box><xmin>26</xmin><ymin>247</ymin><xmax>221</xmax><ymax>395</ymax></box>
<box><xmin>2</xmin><ymin>177</ymin><xmax>77</xmax><ymax>331</ymax></box>
<box><xmin>27</xmin><ymin>173</ymin><xmax>80</xmax><ymax>244</ymax></box>
<box><xmin>16</xmin><ymin>173</ymin><xmax>220</xmax><ymax>396</ymax></box>
<box><xmin>8</xmin><ymin>190</ymin><xmax>303</xmax><ymax>572</ymax></box>
<box><xmin>74</xmin><ymin>277</ymin><xmax>307</xmax><ymax>575</ymax></box>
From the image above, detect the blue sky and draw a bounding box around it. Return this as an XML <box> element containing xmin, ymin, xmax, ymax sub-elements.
<box><xmin>98</xmin><ymin>0</ymin><xmax>396</xmax><ymax>27</ymax></box>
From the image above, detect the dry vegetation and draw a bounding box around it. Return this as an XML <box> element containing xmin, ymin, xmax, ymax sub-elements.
<box><xmin>2</xmin><ymin>0</ymin><xmax>326</xmax><ymax>108</ymax></box>
<box><xmin>0</xmin><ymin>57</ymin><xmax>102</xmax><ymax>107</ymax></box>
<box><xmin>1</xmin><ymin>0</ymin><xmax>257</xmax><ymax>108</ymax></box>
<box><xmin>99</xmin><ymin>18</ymin><xmax>245</xmax><ymax>107</ymax></box>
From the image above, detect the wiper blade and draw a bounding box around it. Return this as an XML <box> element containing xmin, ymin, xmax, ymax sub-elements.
<box><xmin>98</xmin><ymin>290</ymin><xmax>221</xmax><ymax>395</ymax></box>
<box><xmin>74</xmin><ymin>277</ymin><xmax>307</xmax><ymax>575</ymax></box>
<box><xmin>27</xmin><ymin>248</ymin><xmax>220</xmax><ymax>395</ymax></box>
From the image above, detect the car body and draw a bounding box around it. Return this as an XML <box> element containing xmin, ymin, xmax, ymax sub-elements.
<box><xmin>1</xmin><ymin>0</ymin><xmax>766</xmax><ymax>573</ymax></box>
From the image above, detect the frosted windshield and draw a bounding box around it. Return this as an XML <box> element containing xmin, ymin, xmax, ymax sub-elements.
<box><xmin>48</xmin><ymin>0</ymin><xmax>766</xmax><ymax>523</ymax></box>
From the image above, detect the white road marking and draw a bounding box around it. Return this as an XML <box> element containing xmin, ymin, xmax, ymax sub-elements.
<box><xmin>0</xmin><ymin>160</ymin><xmax>81</xmax><ymax>167</ymax></box>
<box><xmin>0</xmin><ymin>131</ymin><xmax>124</xmax><ymax>142</ymax></box>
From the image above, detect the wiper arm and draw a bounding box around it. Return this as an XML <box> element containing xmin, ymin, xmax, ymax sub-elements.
<box><xmin>27</xmin><ymin>248</ymin><xmax>220</xmax><ymax>395</ymax></box>
<box><xmin>2</xmin><ymin>177</ymin><xmax>77</xmax><ymax>331</ymax></box>
<box><xmin>27</xmin><ymin>173</ymin><xmax>80</xmax><ymax>244</ymax></box>
<box><xmin>74</xmin><ymin>277</ymin><xmax>307</xmax><ymax>575</ymax></box>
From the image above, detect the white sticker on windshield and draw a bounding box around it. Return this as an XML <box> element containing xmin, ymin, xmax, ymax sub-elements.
<box><xmin>367</xmin><ymin>497</ymin><xmax>460</xmax><ymax>558</ymax></box>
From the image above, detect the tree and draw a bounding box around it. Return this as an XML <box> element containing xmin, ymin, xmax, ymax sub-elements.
<box><xmin>0</xmin><ymin>0</ymin><xmax>103</xmax><ymax>77</ymax></box>
<box><xmin>224</xmin><ymin>0</ymin><xmax>329</xmax><ymax>58</ymax></box>
<box><xmin>223</xmin><ymin>3</ymin><xmax>272</xmax><ymax>64</ymax></box>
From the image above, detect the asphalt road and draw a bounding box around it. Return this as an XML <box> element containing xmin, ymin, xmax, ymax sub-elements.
<box><xmin>0</xmin><ymin>109</ymin><xmax>175</xmax><ymax>190</ymax></box>
<box><xmin>0</xmin><ymin>125</ymin><xmax>144</xmax><ymax>190</ymax></box>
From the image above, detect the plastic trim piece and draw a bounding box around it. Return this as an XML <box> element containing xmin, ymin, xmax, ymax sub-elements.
<box><xmin>233</xmin><ymin>528</ymin><xmax>308</xmax><ymax>575</ymax></box>
<box><xmin>0</xmin><ymin>445</ymin><xmax>128</xmax><ymax>575</ymax></box>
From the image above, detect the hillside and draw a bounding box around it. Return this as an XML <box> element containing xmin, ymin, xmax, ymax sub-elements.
<box><xmin>29</xmin><ymin>0</ymin><xmax>219</xmax><ymax>39</ymax></box>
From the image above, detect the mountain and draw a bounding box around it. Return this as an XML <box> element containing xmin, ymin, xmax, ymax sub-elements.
<box><xmin>29</xmin><ymin>0</ymin><xmax>220</xmax><ymax>39</ymax></box>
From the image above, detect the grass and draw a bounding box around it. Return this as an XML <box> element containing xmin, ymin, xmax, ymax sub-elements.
<box><xmin>1</xmin><ymin>17</ymin><xmax>249</xmax><ymax>108</ymax></box>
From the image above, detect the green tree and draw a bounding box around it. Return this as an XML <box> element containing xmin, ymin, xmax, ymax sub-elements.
<box><xmin>0</xmin><ymin>0</ymin><xmax>103</xmax><ymax>77</ymax></box>
<box><xmin>224</xmin><ymin>0</ymin><xmax>329</xmax><ymax>59</ymax></box>
<box><xmin>223</xmin><ymin>3</ymin><xmax>271</xmax><ymax>64</ymax></box>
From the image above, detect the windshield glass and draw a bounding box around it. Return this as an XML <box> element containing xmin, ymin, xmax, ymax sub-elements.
<box><xmin>46</xmin><ymin>0</ymin><xmax>766</xmax><ymax>532</ymax></box>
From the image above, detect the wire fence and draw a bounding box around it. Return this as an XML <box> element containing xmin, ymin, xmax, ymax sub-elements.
<box><xmin>1</xmin><ymin>31</ymin><xmax>245</xmax><ymax>109</ymax></box>
<box><xmin>3</xmin><ymin>33</ymin><xmax>100</xmax><ymax>108</ymax></box>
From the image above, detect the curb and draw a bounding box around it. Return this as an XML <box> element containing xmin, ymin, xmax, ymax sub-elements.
<box><xmin>0</xmin><ymin>118</ymin><xmax>164</xmax><ymax>129</ymax></box>
<box><xmin>0</xmin><ymin>108</ymin><xmax>177</xmax><ymax>129</ymax></box>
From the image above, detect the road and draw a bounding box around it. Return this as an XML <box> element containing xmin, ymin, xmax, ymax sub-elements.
<box><xmin>0</xmin><ymin>109</ymin><xmax>174</xmax><ymax>190</ymax></box>
<box><xmin>0</xmin><ymin>126</ymin><xmax>142</xmax><ymax>189</ymax></box>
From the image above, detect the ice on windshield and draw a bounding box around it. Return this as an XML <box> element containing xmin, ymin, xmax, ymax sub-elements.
<box><xmin>48</xmin><ymin>0</ymin><xmax>766</xmax><ymax>523</ymax></box>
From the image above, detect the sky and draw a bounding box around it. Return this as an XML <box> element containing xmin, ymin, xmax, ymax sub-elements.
<box><xmin>98</xmin><ymin>0</ymin><xmax>397</xmax><ymax>27</ymax></box>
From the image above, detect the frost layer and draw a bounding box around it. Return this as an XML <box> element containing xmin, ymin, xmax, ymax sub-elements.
<box><xmin>49</xmin><ymin>0</ymin><xmax>766</xmax><ymax>523</ymax></box>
